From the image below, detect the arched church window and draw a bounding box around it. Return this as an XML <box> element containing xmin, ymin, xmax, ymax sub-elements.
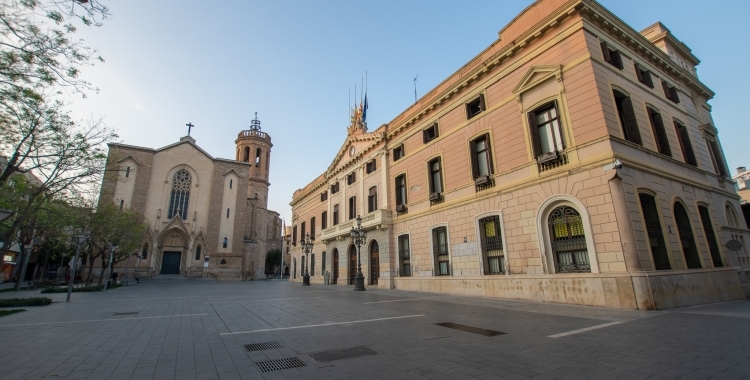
<box><xmin>125</xmin><ymin>167</ymin><xmax>130</xmax><ymax>178</ymax></box>
<box><xmin>141</xmin><ymin>243</ymin><xmax>149</xmax><ymax>259</ymax></box>
<box><xmin>256</xmin><ymin>148</ymin><xmax>261</xmax><ymax>167</ymax></box>
<box><xmin>226</xmin><ymin>208</ymin><xmax>230</xmax><ymax>218</ymax></box>
<box><xmin>223</xmin><ymin>237</ymin><xmax>228</xmax><ymax>248</ymax></box>
<box><xmin>229</xmin><ymin>179</ymin><xmax>233</xmax><ymax>189</ymax></box>
<box><xmin>168</xmin><ymin>169</ymin><xmax>191</xmax><ymax>220</ymax></box>
<box><xmin>195</xmin><ymin>245</ymin><xmax>202</xmax><ymax>260</ymax></box>
<box><xmin>548</xmin><ymin>205</ymin><xmax>590</xmax><ymax>273</ymax></box>
<box><xmin>220</xmin><ymin>259</ymin><xmax>227</xmax><ymax>265</ymax></box>
<box><xmin>120</xmin><ymin>199</ymin><xmax>124</xmax><ymax>210</ymax></box>
<box><xmin>243</xmin><ymin>147</ymin><xmax>250</xmax><ymax>162</ymax></box>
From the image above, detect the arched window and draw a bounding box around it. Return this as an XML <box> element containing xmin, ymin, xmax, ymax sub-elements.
<box><xmin>698</xmin><ymin>205</ymin><xmax>723</xmax><ymax>267</ymax></box>
<box><xmin>243</xmin><ymin>147</ymin><xmax>250</xmax><ymax>162</ymax></box>
<box><xmin>222</xmin><ymin>237</ymin><xmax>228</xmax><ymax>248</ymax></box>
<box><xmin>220</xmin><ymin>259</ymin><xmax>227</xmax><ymax>265</ymax></box>
<box><xmin>638</xmin><ymin>193</ymin><xmax>670</xmax><ymax>270</ymax></box>
<box><xmin>141</xmin><ymin>243</ymin><xmax>149</xmax><ymax>259</ymax></box>
<box><xmin>479</xmin><ymin>215</ymin><xmax>504</xmax><ymax>274</ymax></box>
<box><xmin>726</xmin><ymin>204</ymin><xmax>741</xmax><ymax>228</ymax></box>
<box><xmin>255</xmin><ymin>148</ymin><xmax>262</xmax><ymax>167</ymax></box>
<box><xmin>168</xmin><ymin>169</ymin><xmax>191</xmax><ymax>220</ymax></box>
<box><xmin>370</xmin><ymin>240</ymin><xmax>379</xmax><ymax>285</ymax></box>
<box><xmin>548</xmin><ymin>206</ymin><xmax>590</xmax><ymax>272</ymax></box>
<box><xmin>229</xmin><ymin>179</ymin><xmax>233</xmax><ymax>189</ymax></box>
<box><xmin>125</xmin><ymin>166</ymin><xmax>130</xmax><ymax>178</ymax></box>
<box><xmin>673</xmin><ymin>202</ymin><xmax>702</xmax><ymax>269</ymax></box>
<box><xmin>195</xmin><ymin>245</ymin><xmax>202</xmax><ymax>261</ymax></box>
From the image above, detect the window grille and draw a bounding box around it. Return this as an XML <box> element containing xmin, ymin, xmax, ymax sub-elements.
<box><xmin>479</xmin><ymin>216</ymin><xmax>504</xmax><ymax>274</ymax></box>
<box><xmin>638</xmin><ymin>193</ymin><xmax>671</xmax><ymax>270</ymax></box>
<box><xmin>548</xmin><ymin>206</ymin><xmax>590</xmax><ymax>273</ymax></box>
<box><xmin>168</xmin><ymin>169</ymin><xmax>191</xmax><ymax>219</ymax></box>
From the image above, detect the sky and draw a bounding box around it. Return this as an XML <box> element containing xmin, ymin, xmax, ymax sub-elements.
<box><xmin>66</xmin><ymin>0</ymin><xmax>750</xmax><ymax>222</ymax></box>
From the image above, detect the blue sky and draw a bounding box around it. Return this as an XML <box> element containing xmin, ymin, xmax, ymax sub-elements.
<box><xmin>68</xmin><ymin>0</ymin><xmax>750</xmax><ymax>222</ymax></box>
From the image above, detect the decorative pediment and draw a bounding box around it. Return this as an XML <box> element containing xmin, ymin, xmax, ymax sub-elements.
<box><xmin>116</xmin><ymin>154</ymin><xmax>142</xmax><ymax>166</ymax></box>
<box><xmin>699</xmin><ymin>123</ymin><xmax>718</xmax><ymax>137</ymax></box>
<box><xmin>512</xmin><ymin>65</ymin><xmax>563</xmax><ymax>95</ymax></box>
<box><xmin>157</xmin><ymin>216</ymin><xmax>191</xmax><ymax>248</ymax></box>
<box><xmin>222</xmin><ymin>168</ymin><xmax>242</xmax><ymax>178</ymax></box>
<box><xmin>325</xmin><ymin>132</ymin><xmax>385</xmax><ymax>178</ymax></box>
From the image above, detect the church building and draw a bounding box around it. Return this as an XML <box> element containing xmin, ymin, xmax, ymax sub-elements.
<box><xmin>100</xmin><ymin>115</ymin><xmax>282</xmax><ymax>280</ymax></box>
<box><xmin>289</xmin><ymin>0</ymin><xmax>749</xmax><ymax>309</ymax></box>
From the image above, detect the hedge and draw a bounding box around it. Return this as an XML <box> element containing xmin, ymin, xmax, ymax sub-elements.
<box><xmin>41</xmin><ymin>284</ymin><xmax>122</xmax><ymax>293</ymax></box>
<box><xmin>0</xmin><ymin>297</ymin><xmax>52</xmax><ymax>307</ymax></box>
<box><xmin>0</xmin><ymin>309</ymin><xmax>25</xmax><ymax>317</ymax></box>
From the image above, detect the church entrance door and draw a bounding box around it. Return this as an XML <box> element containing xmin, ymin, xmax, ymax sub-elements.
<box><xmin>161</xmin><ymin>251</ymin><xmax>181</xmax><ymax>274</ymax></box>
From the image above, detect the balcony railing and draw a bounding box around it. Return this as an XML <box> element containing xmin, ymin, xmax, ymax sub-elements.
<box><xmin>319</xmin><ymin>209</ymin><xmax>393</xmax><ymax>242</ymax></box>
<box><xmin>237</xmin><ymin>130</ymin><xmax>271</xmax><ymax>141</ymax></box>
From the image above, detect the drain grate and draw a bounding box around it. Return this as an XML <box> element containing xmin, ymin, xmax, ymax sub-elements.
<box><xmin>435</xmin><ymin>322</ymin><xmax>505</xmax><ymax>337</ymax></box>
<box><xmin>112</xmin><ymin>312</ymin><xmax>139</xmax><ymax>316</ymax></box>
<box><xmin>255</xmin><ymin>357</ymin><xmax>306</xmax><ymax>373</ymax></box>
<box><xmin>308</xmin><ymin>346</ymin><xmax>379</xmax><ymax>363</ymax></box>
<box><xmin>243</xmin><ymin>341</ymin><xmax>284</xmax><ymax>352</ymax></box>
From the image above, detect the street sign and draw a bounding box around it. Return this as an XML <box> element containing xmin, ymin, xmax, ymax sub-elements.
<box><xmin>726</xmin><ymin>239</ymin><xmax>743</xmax><ymax>252</ymax></box>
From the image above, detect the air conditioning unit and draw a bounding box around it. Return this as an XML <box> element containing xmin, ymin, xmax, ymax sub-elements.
<box><xmin>474</xmin><ymin>175</ymin><xmax>490</xmax><ymax>185</ymax></box>
<box><xmin>396</xmin><ymin>204</ymin><xmax>407</xmax><ymax>213</ymax></box>
<box><xmin>537</xmin><ymin>151</ymin><xmax>559</xmax><ymax>163</ymax></box>
<box><xmin>429</xmin><ymin>192</ymin><xmax>442</xmax><ymax>201</ymax></box>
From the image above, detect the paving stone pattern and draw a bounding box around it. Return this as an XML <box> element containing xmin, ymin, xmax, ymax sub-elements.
<box><xmin>0</xmin><ymin>281</ymin><xmax>749</xmax><ymax>379</ymax></box>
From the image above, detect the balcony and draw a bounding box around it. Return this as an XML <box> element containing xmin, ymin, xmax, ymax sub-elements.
<box><xmin>237</xmin><ymin>130</ymin><xmax>271</xmax><ymax>141</ymax></box>
<box><xmin>319</xmin><ymin>209</ymin><xmax>394</xmax><ymax>242</ymax></box>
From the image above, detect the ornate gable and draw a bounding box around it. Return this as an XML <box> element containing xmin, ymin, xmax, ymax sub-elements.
<box><xmin>513</xmin><ymin>65</ymin><xmax>563</xmax><ymax>95</ymax></box>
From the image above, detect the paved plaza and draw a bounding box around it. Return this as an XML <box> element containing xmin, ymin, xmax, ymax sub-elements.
<box><xmin>0</xmin><ymin>281</ymin><xmax>749</xmax><ymax>380</ymax></box>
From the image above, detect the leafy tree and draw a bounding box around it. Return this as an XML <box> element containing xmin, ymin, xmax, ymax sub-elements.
<box><xmin>265</xmin><ymin>249</ymin><xmax>281</xmax><ymax>276</ymax></box>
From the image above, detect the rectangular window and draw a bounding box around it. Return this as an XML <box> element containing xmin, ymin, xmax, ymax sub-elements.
<box><xmin>635</xmin><ymin>64</ymin><xmax>654</xmax><ymax>88</ymax></box>
<box><xmin>465</xmin><ymin>94</ymin><xmax>486</xmax><ymax>120</ymax></box>
<box><xmin>292</xmin><ymin>225</ymin><xmax>297</xmax><ymax>246</ymax></box>
<box><xmin>600</xmin><ymin>41</ymin><xmax>623</xmax><ymax>70</ymax></box>
<box><xmin>393</xmin><ymin>144</ymin><xmax>404</xmax><ymax>161</ymax></box>
<box><xmin>662</xmin><ymin>81</ymin><xmax>680</xmax><ymax>104</ymax></box>
<box><xmin>674</xmin><ymin>121</ymin><xmax>697</xmax><ymax>166</ymax></box>
<box><xmin>333</xmin><ymin>204</ymin><xmax>339</xmax><ymax>225</ymax></box>
<box><xmin>311</xmin><ymin>254</ymin><xmax>315</xmax><ymax>276</ymax></box>
<box><xmin>331</xmin><ymin>182</ymin><xmax>339</xmax><ymax>194</ymax></box>
<box><xmin>398</xmin><ymin>235</ymin><xmax>411</xmax><ymax>277</ymax></box>
<box><xmin>613</xmin><ymin>90</ymin><xmax>642</xmax><ymax>145</ymax></box>
<box><xmin>320</xmin><ymin>191</ymin><xmax>327</xmax><ymax>202</ymax></box>
<box><xmin>428</xmin><ymin>158</ymin><xmax>443</xmax><ymax>195</ymax></box>
<box><xmin>322</xmin><ymin>251</ymin><xmax>326</xmax><ymax>274</ymax></box>
<box><xmin>707</xmin><ymin>139</ymin><xmax>727</xmax><ymax>177</ymax></box>
<box><xmin>395</xmin><ymin>174</ymin><xmax>407</xmax><ymax>212</ymax></box>
<box><xmin>347</xmin><ymin>172</ymin><xmax>356</xmax><ymax>185</ymax></box>
<box><xmin>639</xmin><ymin>193</ymin><xmax>671</xmax><ymax>270</ymax></box>
<box><xmin>368</xmin><ymin>186</ymin><xmax>377</xmax><ymax>213</ymax></box>
<box><xmin>647</xmin><ymin>108</ymin><xmax>672</xmax><ymax>156</ymax></box>
<box><xmin>348</xmin><ymin>196</ymin><xmax>356</xmax><ymax>220</ymax></box>
<box><xmin>470</xmin><ymin>134</ymin><xmax>494</xmax><ymax>180</ymax></box>
<box><xmin>528</xmin><ymin>102</ymin><xmax>564</xmax><ymax>160</ymax></box>
<box><xmin>310</xmin><ymin>217</ymin><xmax>315</xmax><ymax>239</ymax></box>
<box><xmin>423</xmin><ymin>123</ymin><xmax>439</xmax><ymax>143</ymax></box>
<box><xmin>300</xmin><ymin>222</ymin><xmax>306</xmax><ymax>241</ymax></box>
<box><xmin>432</xmin><ymin>227</ymin><xmax>450</xmax><ymax>276</ymax></box>
<box><xmin>321</xmin><ymin>211</ymin><xmax>328</xmax><ymax>229</ymax></box>
<box><xmin>479</xmin><ymin>215</ymin><xmax>504</xmax><ymax>275</ymax></box>
<box><xmin>365</xmin><ymin>159</ymin><xmax>377</xmax><ymax>174</ymax></box>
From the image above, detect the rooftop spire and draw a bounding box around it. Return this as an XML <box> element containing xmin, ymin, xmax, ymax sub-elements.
<box><xmin>249</xmin><ymin>112</ymin><xmax>261</xmax><ymax>131</ymax></box>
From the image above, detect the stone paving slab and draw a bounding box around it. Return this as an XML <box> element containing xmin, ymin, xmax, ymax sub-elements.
<box><xmin>0</xmin><ymin>281</ymin><xmax>748</xmax><ymax>379</ymax></box>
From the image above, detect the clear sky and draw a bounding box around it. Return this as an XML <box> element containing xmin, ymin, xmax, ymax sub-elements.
<box><xmin>67</xmin><ymin>0</ymin><xmax>750</xmax><ymax>223</ymax></box>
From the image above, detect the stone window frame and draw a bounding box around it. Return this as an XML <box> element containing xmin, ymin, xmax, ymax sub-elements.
<box><xmin>724</xmin><ymin>202</ymin><xmax>742</xmax><ymax>228</ymax></box>
<box><xmin>535</xmin><ymin>195</ymin><xmax>599</xmax><ymax>274</ymax></box>
<box><xmin>428</xmin><ymin>223</ymin><xmax>452</xmax><ymax>277</ymax></box>
<box><xmin>473</xmin><ymin>210</ymin><xmax>509</xmax><ymax>276</ymax></box>
<box><xmin>394</xmin><ymin>171</ymin><xmax>408</xmax><ymax>212</ymax></box>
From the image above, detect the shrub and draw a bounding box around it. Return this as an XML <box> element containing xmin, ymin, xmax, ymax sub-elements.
<box><xmin>0</xmin><ymin>309</ymin><xmax>25</xmax><ymax>317</ymax></box>
<box><xmin>41</xmin><ymin>284</ymin><xmax>122</xmax><ymax>293</ymax></box>
<box><xmin>0</xmin><ymin>297</ymin><xmax>52</xmax><ymax>307</ymax></box>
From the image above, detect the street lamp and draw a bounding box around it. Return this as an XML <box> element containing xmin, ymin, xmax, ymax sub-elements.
<box><xmin>105</xmin><ymin>244</ymin><xmax>118</xmax><ymax>290</ymax></box>
<box><xmin>300</xmin><ymin>233</ymin><xmax>313</xmax><ymax>286</ymax></box>
<box><xmin>0</xmin><ymin>209</ymin><xmax>14</xmax><ymax>222</ymax></box>
<box><xmin>66</xmin><ymin>234</ymin><xmax>88</xmax><ymax>302</ymax></box>
<box><xmin>350</xmin><ymin>215</ymin><xmax>366</xmax><ymax>291</ymax></box>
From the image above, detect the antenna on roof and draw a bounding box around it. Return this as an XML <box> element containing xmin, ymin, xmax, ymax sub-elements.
<box><xmin>413</xmin><ymin>75</ymin><xmax>418</xmax><ymax>103</ymax></box>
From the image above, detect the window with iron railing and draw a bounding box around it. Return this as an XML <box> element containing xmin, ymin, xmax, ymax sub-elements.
<box><xmin>479</xmin><ymin>215</ymin><xmax>504</xmax><ymax>274</ymax></box>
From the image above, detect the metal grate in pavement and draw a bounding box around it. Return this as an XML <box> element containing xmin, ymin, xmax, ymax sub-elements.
<box><xmin>255</xmin><ymin>357</ymin><xmax>306</xmax><ymax>373</ymax></box>
<box><xmin>308</xmin><ymin>346</ymin><xmax>378</xmax><ymax>363</ymax></box>
<box><xmin>435</xmin><ymin>322</ymin><xmax>505</xmax><ymax>336</ymax></box>
<box><xmin>112</xmin><ymin>312</ymin><xmax>139</xmax><ymax>316</ymax></box>
<box><xmin>243</xmin><ymin>341</ymin><xmax>284</xmax><ymax>352</ymax></box>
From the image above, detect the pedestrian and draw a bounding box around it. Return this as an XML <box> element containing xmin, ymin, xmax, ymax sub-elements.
<box><xmin>112</xmin><ymin>270</ymin><xmax>118</xmax><ymax>285</ymax></box>
<box><xmin>324</xmin><ymin>270</ymin><xmax>330</xmax><ymax>285</ymax></box>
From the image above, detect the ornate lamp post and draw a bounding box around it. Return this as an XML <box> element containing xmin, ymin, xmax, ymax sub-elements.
<box><xmin>350</xmin><ymin>215</ymin><xmax>366</xmax><ymax>291</ymax></box>
<box><xmin>66</xmin><ymin>234</ymin><xmax>88</xmax><ymax>302</ymax></box>
<box><xmin>300</xmin><ymin>233</ymin><xmax>313</xmax><ymax>286</ymax></box>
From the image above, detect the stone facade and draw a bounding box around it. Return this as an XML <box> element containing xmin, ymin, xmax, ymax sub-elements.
<box><xmin>100</xmin><ymin>127</ymin><xmax>282</xmax><ymax>281</ymax></box>
<box><xmin>289</xmin><ymin>0</ymin><xmax>748</xmax><ymax>309</ymax></box>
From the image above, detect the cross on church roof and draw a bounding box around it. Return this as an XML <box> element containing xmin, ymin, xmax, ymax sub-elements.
<box><xmin>186</xmin><ymin>122</ymin><xmax>195</xmax><ymax>136</ymax></box>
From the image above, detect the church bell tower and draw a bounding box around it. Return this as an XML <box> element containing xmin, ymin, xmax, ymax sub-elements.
<box><xmin>235</xmin><ymin>113</ymin><xmax>272</xmax><ymax>208</ymax></box>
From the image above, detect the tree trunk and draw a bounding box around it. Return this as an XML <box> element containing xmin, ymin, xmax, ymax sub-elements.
<box><xmin>86</xmin><ymin>254</ymin><xmax>96</xmax><ymax>286</ymax></box>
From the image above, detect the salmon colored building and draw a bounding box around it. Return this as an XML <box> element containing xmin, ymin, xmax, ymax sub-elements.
<box><xmin>289</xmin><ymin>0</ymin><xmax>749</xmax><ymax>309</ymax></box>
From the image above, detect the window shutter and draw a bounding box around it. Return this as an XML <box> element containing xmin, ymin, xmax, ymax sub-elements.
<box><xmin>372</xmin><ymin>159</ymin><xmax>376</xmax><ymax>171</ymax></box>
<box><xmin>600</xmin><ymin>41</ymin><xmax>611</xmax><ymax>62</ymax></box>
<box><xmin>676</xmin><ymin>123</ymin><xmax>697</xmax><ymax>166</ymax></box>
<box><xmin>709</xmin><ymin>140</ymin><xmax>727</xmax><ymax>176</ymax></box>
<box><xmin>635</xmin><ymin>64</ymin><xmax>643</xmax><ymax>83</ymax></box>
<box><xmin>662</xmin><ymin>81</ymin><xmax>671</xmax><ymax>99</ymax></box>
<box><xmin>434</xmin><ymin>124</ymin><xmax>439</xmax><ymax>138</ymax></box>
<box><xmin>670</xmin><ymin>87</ymin><xmax>680</xmax><ymax>104</ymax></box>
<box><xmin>395</xmin><ymin>177</ymin><xmax>401</xmax><ymax>206</ymax></box>
<box><xmin>528</xmin><ymin>111</ymin><xmax>542</xmax><ymax>158</ymax></box>
<box><xmin>644</xmin><ymin>71</ymin><xmax>654</xmax><ymax>88</ymax></box>
<box><xmin>613</xmin><ymin>51</ymin><xmax>623</xmax><ymax>70</ymax></box>
<box><xmin>553</xmin><ymin>100</ymin><xmax>565</xmax><ymax>149</ymax></box>
<box><xmin>620</xmin><ymin>96</ymin><xmax>642</xmax><ymax>145</ymax></box>
<box><xmin>650</xmin><ymin>111</ymin><xmax>672</xmax><ymax>156</ymax></box>
<box><xmin>486</xmin><ymin>134</ymin><xmax>495</xmax><ymax>174</ymax></box>
<box><xmin>469</xmin><ymin>140</ymin><xmax>479</xmax><ymax>179</ymax></box>
<box><xmin>422</xmin><ymin>129</ymin><xmax>429</xmax><ymax>143</ymax></box>
<box><xmin>478</xmin><ymin>94</ymin><xmax>486</xmax><ymax>111</ymax></box>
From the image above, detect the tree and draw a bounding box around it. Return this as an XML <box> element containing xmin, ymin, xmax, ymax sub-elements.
<box><xmin>265</xmin><ymin>249</ymin><xmax>281</xmax><ymax>276</ymax></box>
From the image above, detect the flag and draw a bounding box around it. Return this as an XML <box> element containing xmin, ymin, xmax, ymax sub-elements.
<box><xmin>362</xmin><ymin>92</ymin><xmax>369</xmax><ymax>123</ymax></box>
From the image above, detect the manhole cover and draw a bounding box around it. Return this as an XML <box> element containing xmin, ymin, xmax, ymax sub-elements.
<box><xmin>308</xmin><ymin>346</ymin><xmax>378</xmax><ymax>363</ymax></box>
<box><xmin>435</xmin><ymin>322</ymin><xmax>505</xmax><ymax>336</ymax></box>
<box><xmin>112</xmin><ymin>312</ymin><xmax>139</xmax><ymax>316</ymax></box>
<box><xmin>255</xmin><ymin>357</ymin><xmax>306</xmax><ymax>373</ymax></box>
<box><xmin>244</xmin><ymin>341</ymin><xmax>284</xmax><ymax>352</ymax></box>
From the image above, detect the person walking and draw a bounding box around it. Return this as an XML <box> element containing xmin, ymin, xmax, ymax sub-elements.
<box><xmin>111</xmin><ymin>270</ymin><xmax>119</xmax><ymax>286</ymax></box>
